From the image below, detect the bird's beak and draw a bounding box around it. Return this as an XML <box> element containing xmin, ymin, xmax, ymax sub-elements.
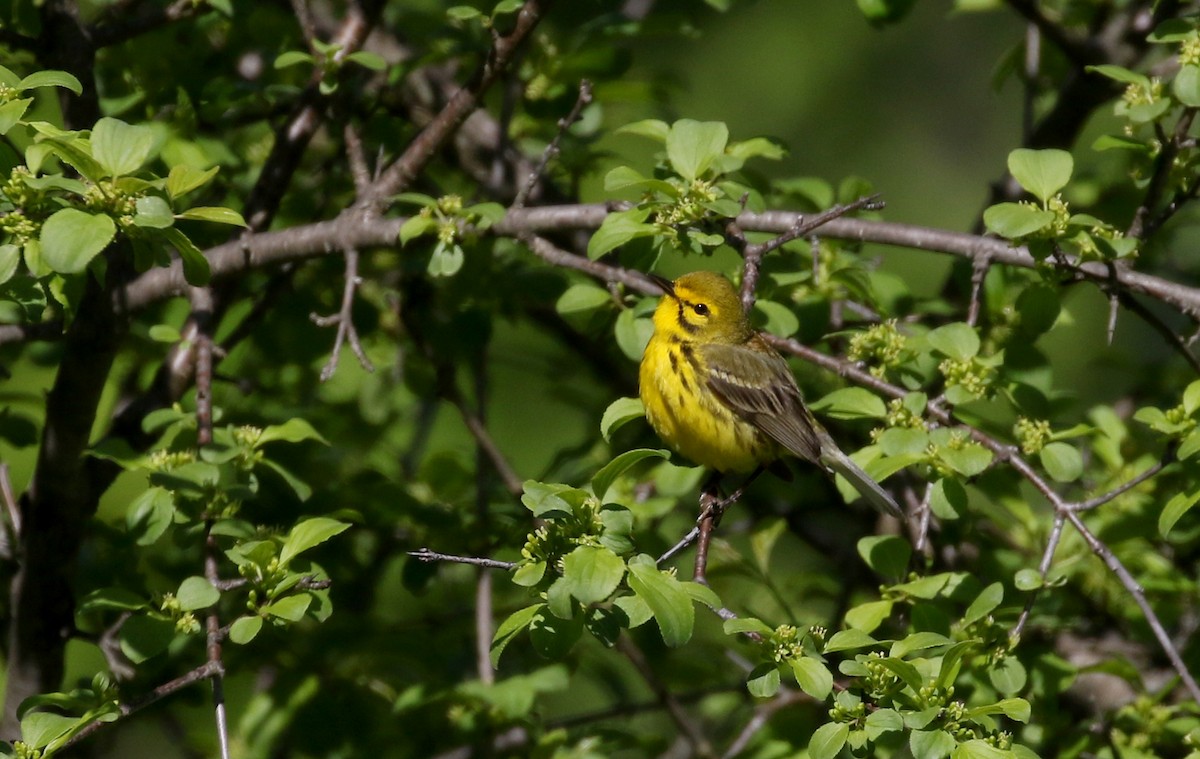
<box><xmin>648</xmin><ymin>273</ymin><xmax>675</xmax><ymax>298</ymax></box>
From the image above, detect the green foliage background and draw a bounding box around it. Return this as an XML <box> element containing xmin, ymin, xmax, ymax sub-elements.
<box><xmin>0</xmin><ymin>0</ymin><xmax>1198</xmax><ymax>758</ymax></box>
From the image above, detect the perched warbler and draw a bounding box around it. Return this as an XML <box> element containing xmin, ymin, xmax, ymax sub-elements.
<box><xmin>638</xmin><ymin>270</ymin><xmax>902</xmax><ymax>518</ymax></box>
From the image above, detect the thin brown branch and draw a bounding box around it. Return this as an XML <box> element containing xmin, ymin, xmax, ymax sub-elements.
<box><xmin>407</xmin><ymin>548</ymin><xmax>517</xmax><ymax>571</ymax></box>
<box><xmin>311</xmin><ymin>248</ymin><xmax>376</xmax><ymax>381</ymax></box>
<box><xmin>1012</xmin><ymin>512</ymin><xmax>1065</xmax><ymax>639</ymax></box>
<box><xmin>616</xmin><ymin>635</ymin><xmax>716</xmax><ymax>758</ymax></box>
<box><xmin>204</xmin><ymin>521</ymin><xmax>231</xmax><ymax>759</ymax></box>
<box><xmin>365</xmin><ymin>0</ymin><xmax>551</xmax><ymax>204</ymax></box>
<box><xmin>512</xmin><ymin>79</ymin><xmax>593</xmax><ymax>209</ymax></box>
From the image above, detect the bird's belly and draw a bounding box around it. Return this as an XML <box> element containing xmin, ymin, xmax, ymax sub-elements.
<box><xmin>639</xmin><ymin>340</ymin><xmax>773</xmax><ymax>473</ymax></box>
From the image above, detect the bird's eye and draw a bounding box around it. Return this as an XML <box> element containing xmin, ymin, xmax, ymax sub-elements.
<box><xmin>693</xmin><ymin>303</ymin><xmax>710</xmax><ymax>317</ymax></box>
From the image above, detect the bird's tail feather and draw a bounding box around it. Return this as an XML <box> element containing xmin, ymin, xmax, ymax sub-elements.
<box><xmin>820</xmin><ymin>447</ymin><xmax>903</xmax><ymax>518</ymax></box>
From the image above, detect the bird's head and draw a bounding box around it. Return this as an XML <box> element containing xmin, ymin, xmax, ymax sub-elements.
<box><xmin>650</xmin><ymin>270</ymin><xmax>751</xmax><ymax>344</ymax></box>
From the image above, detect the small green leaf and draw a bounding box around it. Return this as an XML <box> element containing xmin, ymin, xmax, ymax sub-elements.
<box><xmin>447</xmin><ymin>5</ymin><xmax>483</xmax><ymax>20</ymax></box>
<box><xmin>750</xmin><ymin>517</ymin><xmax>788</xmax><ymax>575</ymax></box>
<box><xmin>890</xmin><ymin>631</ymin><xmax>954</xmax><ymax>658</ymax></box>
<box><xmin>1040</xmin><ymin>442</ymin><xmax>1082</xmax><ymax>482</ymax></box>
<box><xmin>810</xmin><ymin>387</ymin><xmax>887</xmax><ymax>420</ymax></box>
<box><xmin>160</xmin><ymin>227</ymin><xmax>210</xmax><ymax>285</ymax></box>
<box><xmin>133</xmin><ymin>195</ymin><xmax>175</xmax><ymax>229</ymax></box>
<box><xmin>1160</xmin><ymin>490</ymin><xmax>1200</xmax><ymax>537</ymax></box>
<box><xmin>865</xmin><ymin>708</ymin><xmax>904</xmax><ymax>740</ymax></box>
<box><xmin>561</xmin><ymin>546</ymin><xmax>626</xmax><ymax>604</ymax></box>
<box><xmin>963</xmin><ymin>582</ymin><xmax>1003</xmax><ymax>625</ymax></box>
<box><xmin>1008</xmin><ymin>148</ymin><xmax>1073</xmax><ymax>202</ymax></box>
<box><xmin>1174</xmin><ymin>64</ymin><xmax>1200</xmax><ymax>107</ymax></box>
<box><xmin>556</xmin><ymin>283</ymin><xmax>612</xmax><ymax>315</ymax></box>
<box><xmin>666</xmin><ymin>119</ymin><xmax>729</xmax><ymax>180</ymax></box>
<box><xmin>490</xmin><ymin>604</ymin><xmax>543</xmax><ymax>666</ymax></box>
<box><xmin>983</xmin><ymin>202</ymin><xmax>1055</xmax><ymax>239</ymax></box>
<box><xmin>264</xmin><ymin>594</ymin><xmax>311</xmax><ymax>621</ymax></box>
<box><xmin>790</xmin><ymin>657</ymin><xmax>833</xmax><ymax>699</ymax></box>
<box><xmin>723</xmin><ymin>617</ymin><xmax>775</xmax><ymax>637</ymax></box>
<box><xmin>0</xmin><ymin>244</ymin><xmax>21</xmax><ymax>284</ymax></box>
<box><xmin>617</xmin><ymin>118</ymin><xmax>670</xmax><ymax>142</ymax></box>
<box><xmin>229</xmin><ymin>615</ymin><xmax>264</xmax><ymax>644</ymax></box>
<box><xmin>1014</xmin><ymin>568</ymin><xmax>1043</xmax><ymax>591</ymax></box>
<box><xmin>0</xmin><ymin>98</ymin><xmax>32</xmax><ymax>135</ymax></box>
<box><xmin>177</xmin><ymin>206</ymin><xmax>247</xmax><ymax>226</ymax></box>
<box><xmin>929</xmin><ymin>477</ymin><xmax>966</xmax><ymax>520</ymax></box>
<box><xmin>119</xmin><ymin>614</ymin><xmax>175</xmax><ymax>663</ymax></box>
<box><xmin>591</xmin><ymin>448</ymin><xmax>668</xmax><ymax>501</ymax></box>
<box><xmin>926</xmin><ymin>322</ymin><xmax>980</xmax><ymax>360</ymax></box>
<box><xmin>600</xmin><ymin>397</ymin><xmax>645</xmax><ymax>442</ymax></box>
<box><xmin>166</xmin><ymin>164</ymin><xmax>219</xmax><ymax>200</ymax></box>
<box><xmin>21</xmin><ymin>712</ymin><xmax>79</xmax><ymax>750</ymax></box>
<box><xmin>258</xmin><ymin>418</ymin><xmax>329</xmax><ymax>446</ymax></box>
<box><xmin>587</xmin><ymin>207</ymin><xmax>656</xmax><ymax>259</ymax></box>
<box><xmin>627</xmin><ymin>558</ymin><xmax>694</xmax><ymax>647</ymax></box>
<box><xmin>911</xmin><ymin>729</ymin><xmax>956</xmax><ymax>759</ymax></box>
<box><xmin>746</xmin><ymin>662</ymin><xmax>781</xmax><ymax>698</ymax></box>
<box><xmin>845</xmin><ymin>599</ymin><xmax>894</xmax><ymax>632</ymax></box>
<box><xmin>939</xmin><ymin>444</ymin><xmax>993</xmax><ymax>477</ymax></box>
<box><xmin>279</xmin><ymin>517</ymin><xmax>350</xmax><ymax>566</ymax></box>
<box><xmin>91</xmin><ymin>116</ymin><xmax>156</xmax><ymax>177</ymax></box>
<box><xmin>428</xmin><ymin>242</ymin><xmax>464</xmax><ymax>276</ymax></box>
<box><xmin>399</xmin><ymin>215</ymin><xmax>437</xmax><ymax>245</ymax></box>
<box><xmin>345</xmin><ymin>50</ymin><xmax>387</xmax><ymax>70</ymax></box>
<box><xmin>614</xmin><ymin>308</ymin><xmax>654</xmax><ymax>361</ymax></box>
<box><xmin>603</xmin><ymin>165</ymin><xmax>679</xmax><ymax>196</ymax></box>
<box><xmin>824</xmin><ymin>629</ymin><xmax>879</xmax><ymax>653</ymax></box>
<box><xmin>512</xmin><ymin>560</ymin><xmax>546</xmax><ymax>587</ymax></box>
<box><xmin>77</xmin><ymin>587</ymin><xmax>148</xmax><ymax>613</ymax></box>
<box><xmin>953</xmin><ymin>739</ymin><xmax>1014</xmax><ymax>759</ymax></box>
<box><xmin>988</xmin><ymin>658</ymin><xmax>1028</xmax><ymax>695</ymax></box>
<box><xmin>808</xmin><ymin>721</ymin><xmax>850</xmax><ymax>759</ymax></box>
<box><xmin>752</xmin><ymin>299</ymin><xmax>800</xmax><ymax>337</ymax></box>
<box><xmin>857</xmin><ymin>534</ymin><xmax>911</xmax><ymax>580</ymax></box>
<box><xmin>18</xmin><ymin>70</ymin><xmax>83</xmax><ymax>94</ymax></box>
<box><xmin>39</xmin><ymin>208</ymin><xmax>117</xmax><ymax>274</ymax></box>
<box><xmin>176</xmin><ymin>576</ymin><xmax>220</xmax><ymax>611</ymax></box>
<box><xmin>274</xmin><ymin>50</ymin><xmax>314</xmax><ymax>68</ymax></box>
<box><xmin>1086</xmin><ymin>64</ymin><xmax>1149</xmax><ymax>86</ymax></box>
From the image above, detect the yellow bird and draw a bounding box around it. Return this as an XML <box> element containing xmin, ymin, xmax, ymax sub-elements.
<box><xmin>638</xmin><ymin>270</ymin><xmax>901</xmax><ymax>517</ymax></box>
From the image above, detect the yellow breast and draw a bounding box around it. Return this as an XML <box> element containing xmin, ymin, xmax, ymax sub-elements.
<box><xmin>638</xmin><ymin>333</ymin><xmax>775</xmax><ymax>473</ymax></box>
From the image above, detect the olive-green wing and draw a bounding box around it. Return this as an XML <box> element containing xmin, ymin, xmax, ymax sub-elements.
<box><xmin>699</xmin><ymin>341</ymin><xmax>824</xmax><ymax>463</ymax></box>
<box><xmin>701</xmin><ymin>340</ymin><xmax>903</xmax><ymax>518</ymax></box>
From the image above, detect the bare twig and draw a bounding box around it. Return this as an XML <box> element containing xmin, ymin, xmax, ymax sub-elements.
<box><xmin>311</xmin><ymin>248</ymin><xmax>376</xmax><ymax>381</ymax></box>
<box><xmin>408</xmin><ymin>548</ymin><xmax>517</xmax><ymax>571</ymax></box>
<box><xmin>204</xmin><ymin>522</ymin><xmax>230</xmax><ymax>759</ymax></box>
<box><xmin>0</xmin><ymin>463</ymin><xmax>20</xmax><ymax>538</ymax></box>
<box><xmin>512</xmin><ymin>79</ymin><xmax>594</xmax><ymax>209</ymax></box>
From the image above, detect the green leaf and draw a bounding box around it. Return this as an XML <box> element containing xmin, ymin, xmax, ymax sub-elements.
<box><xmin>591</xmin><ymin>448</ymin><xmax>668</xmax><ymax>501</ymax></box>
<box><xmin>556</xmin><ymin>283</ymin><xmax>612</xmax><ymax>315</ymax></box>
<box><xmin>746</xmin><ymin>662</ymin><xmax>781</xmax><ymax>698</ymax></box>
<box><xmin>926</xmin><ymin>322</ymin><xmax>980</xmax><ymax>360</ymax></box>
<box><xmin>21</xmin><ymin>711</ymin><xmax>79</xmax><ymax>749</ymax></box>
<box><xmin>618</xmin><ymin>118</ymin><xmax>670</xmax><ymax>142</ymax></box>
<box><xmin>983</xmin><ymin>202</ymin><xmax>1054</xmax><ymax>239</ymax></box>
<box><xmin>512</xmin><ymin>560</ymin><xmax>546</xmax><ymax>587</ymax></box>
<box><xmin>1015</xmin><ymin>284</ymin><xmax>1061</xmax><ymax>336</ymax></box>
<box><xmin>750</xmin><ymin>517</ymin><xmax>787</xmax><ymax>575</ymax></box>
<box><xmin>447</xmin><ymin>5</ymin><xmax>483</xmax><ymax>20</ymax></box>
<box><xmin>963</xmin><ymin>582</ymin><xmax>1003</xmax><ymax>625</ymax></box>
<box><xmin>988</xmin><ymin>657</ymin><xmax>1028</xmax><ymax>695</ymax></box>
<box><xmin>1008</xmin><ymin>148</ymin><xmax>1073</xmax><ymax>202</ymax></box>
<box><xmin>119</xmin><ymin>614</ymin><xmax>175</xmax><ymax>663</ymax></box>
<box><xmin>18</xmin><ymin>70</ymin><xmax>83</xmax><ymax>94</ymax></box>
<box><xmin>0</xmin><ymin>244</ymin><xmax>22</xmax><ymax>285</ymax></box>
<box><xmin>845</xmin><ymin>599</ymin><xmax>894</xmax><ymax>632</ymax></box>
<box><xmin>857</xmin><ymin>534</ymin><xmax>911</xmax><ymax>580</ymax></box>
<box><xmin>1014</xmin><ymin>568</ymin><xmax>1043</xmax><ymax>591</ymax></box>
<box><xmin>587</xmin><ymin>207</ymin><xmax>656</xmax><ymax>259</ymax></box>
<box><xmin>39</xmin><ymin>208</ymin><xmax>117</xmax><ymax>274</ymax></box>
<box><xmin>264</xmin><ymin>594</ymin><xmax>312</xmax><ymax>621</ymax></box>
<box><xmin>911</xmin><ymin>729</ymin><xmax>957</xmax><ymax>759</ymax></box>
<box><xmin>257</xmin><ymin>418</ymin><xmax>329</xmax><ymax>446</ymax></box>
<box><xmin>600</xmin><ymin>397</ymin><xmax>645</xmax><ymax>442</ymax></box>
<box><xmin>279</xmin><ymin>517</ymin><xmax>350</xmax><ymax>566</ymax></box>
<box><xmin>274</xmin><ymin>50</ymin><xmax>314</xmax><ymax>68</ymax></box>
<box><xmin>810</xmin><ymin>387</ymin><xmax>887</xmax><ymax>420</ymax></box>
<box><xmin>929</xmin><ymin>477</ymin><xmax>966</xmax><ymax>520</ymax></box>
<box><xmin>723</xmin><ymin>617</ymin><xmax>775</xmax><ymax>637</ymax></box>
<box><xmin>865</xmin><ymin>708</ymin><xmax>904</xmax><ymax>740</ymax></box>
<box><xmin>1175</xmin><ymin>64</ymin><xmax>1200</xmax><ymax>107</ymax></box>
<box><xmin>614</xmin><ymin>307</ymin><xmax>654</xmax><ymax>361</ymax></box>
<box><xmin>91</xmin><ymin>116</ymin><xmax>156</xmax><ymax>177</ymax></box>
<box><xmin>133</xmin><ymin>195</ymin><xmax>175</xmax><ymax>229</ymax></box>
<box><xmin>345</xmin><ymin>50</ymin><xmax>387</xmax><ymax>70</ymax></box>
<box><xmin>666</xmin><ymin>119</ymin><xmax>729</xmax><ymax>180</ymax></box>
<box><xmin>490</xmin><ymin>604</ymin><xmax>543</xmax><ymax>666</ymax></box>
<box><xmin>561</xmin><ymin>546</ymin><xmax>626</xmax><ymax>604</ymax></box>
<box><xmin>77</xmin><ymin>587</ymin><xmax>148</xmax><ymax>613</ymax></box>
<box><xmin>166</xmin><ymin>164</ymin><xmax>219</xmax><ymax>200</ymax></box>
<box><xmin>229</xmin><ymin>615</ymin><xmax>264</xmax><ymax>644</ymax></box>
<box><xmin>890</xmin><ymin>631</ymin><xmax>954</xmax><ymax>658</ymax></box>
<box><xmin>824</xmin><ymin>629</ymin><xmax>879</xmax><ymax>653</ymax></box>
<box><xmin>953</xmin><ymin>739</ymin><xmax>1013</xmax><ymax>759</ymax></box>
<box><xmin>1160</xmin><ymin>490</ymin><xmax>1200</xmax><ymax>537</ymax></box>
<box><xmin>681</xmin><ymin>581</ymin><xmax>722</xmax><ymax>611</ymax></box>
<box><xmin>808</xmin><ymin>721</ymin><xmax>850</xmax><ymax>759</ymax></box>
<box><xmin>399</xmin><ymin>215</ymin><xmax>437</xmax><ymax>245</ymax></box>
<box><xmin>790</xmin><ymin>657</ymin><xmax>833</xmax><ymax>699</ymax></box>
<box><xmin>878</xmin><ymin>427</ymin><xmax>929</xmax><ymax>457</ymax></box>
<box><xmin>177</xmin><ymin>206</ymin><xmax>247</xmax><ymax>226</ymax></box>
<box><xmin>603</xmin><ymin>165</ymin><xmax>679</xmax><ymax>196</ymax></box>
<box><xmin>752</xmin><ymin>299</ymin><xmax>800</xmax><ymax>337</ymax></box>
<box><xmin>1086</xmin><ymin>64</ymin><xmax>1148</xmax><ymax>86</ymax></box>
<box><xmin>160</xmin><ymin>227</ymin><xmax>210</xmax><ymax>285</ymax></box>
<box><xmin>939</xmin><ymin>444</ymin><xmax>993</xmax><ymax>477</ymax></box>
<box><xmin>627</xmin><ymin>558</ymin><xmax>694</xmax><ymax>647</ymax></box>
<box><xmin>876</xmin><ymin>657</ymin><xmax>924</xmax><ymax>692</ymax></box>
<box><xmin>0</xmin><ymin>98</ymin><xmax>32</xmax><ymax>135</ymax></box>
<box><xmin>613</xmin><ymin>594</ymin><xmax>652</xmax><ymax>628</ymax></box>
<box><xmin>176</xmin><ymin>576</ymin><xmax>220</xmax><ymax>611</ymax></box>
<box><xmin>1040</xmin><ymin>442</ymin><xmax>1082</xmax><ymax>482</ymax></box>
<box><xmin>428</xmin><ymin>242</ymin><xmax>464</xmax><ymax>277</ymax></box>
